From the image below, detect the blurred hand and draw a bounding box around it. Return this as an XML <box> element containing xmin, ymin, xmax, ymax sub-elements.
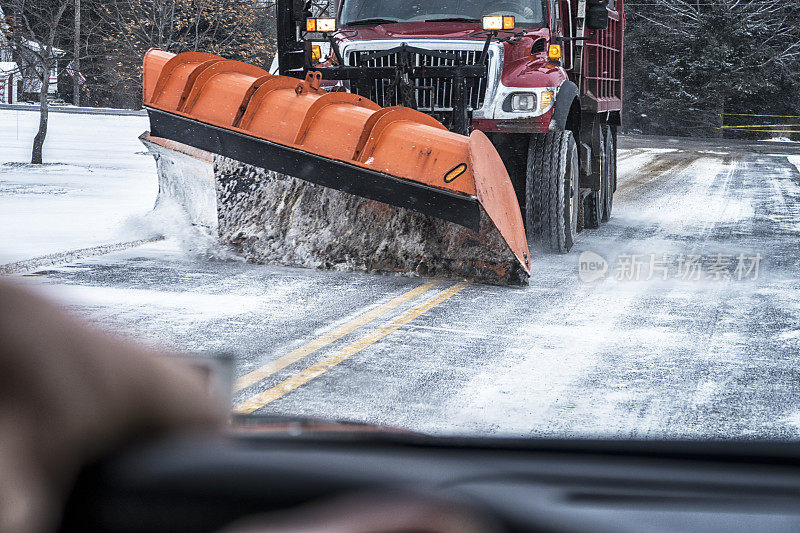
<box><xmin>0</xmin><ymin>280</ymin><xmax>224</xmax><ymax>533</ymax></box>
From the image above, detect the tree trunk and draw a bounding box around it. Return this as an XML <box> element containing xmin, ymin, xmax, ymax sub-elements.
<box><xmin>31</xmin><ymin>71</ymin><xmax>50</xmax><ymax>164</ymax></box>
<box><xmin>73</xmin><ymin>0</ymin><xmax>81</xmax><ymax>107</ymax></box>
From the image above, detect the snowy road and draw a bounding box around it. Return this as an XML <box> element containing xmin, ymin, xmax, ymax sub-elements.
<box><xmin>3</xmin><ymin>109</ymin><xmax>800</xmax><ymax>439</ymax></box>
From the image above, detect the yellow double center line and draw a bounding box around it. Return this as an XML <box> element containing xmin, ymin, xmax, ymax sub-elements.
<box><xmin>234</xmin><ymin>280</ymin><xmax>440</xmax><ymax>392</ymax></box>
<box><xmin>235</xmin><ymin>281</ymin><xmax>470</xmax><ymax>414</ymax></box>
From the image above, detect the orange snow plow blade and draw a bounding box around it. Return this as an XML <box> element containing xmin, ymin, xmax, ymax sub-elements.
<box><xmin>142</xmin><ymin>50</ymin><xmax>530</xmax><ymax>283</ymax></box>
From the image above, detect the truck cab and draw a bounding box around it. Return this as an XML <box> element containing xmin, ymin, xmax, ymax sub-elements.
<box><xmin>279</xmin><ymin>0</ymin><xmax>625</xmax><ymax>252</ymax></box>
<box><xmin>335</xmin><ymin>1</ymin><xmax>559</xmax><ymax>136</ymax></box>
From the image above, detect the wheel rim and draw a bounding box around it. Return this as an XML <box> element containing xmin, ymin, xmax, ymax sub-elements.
<box><xmin>596</xmin><ymin>137</ymin><xmax>607</xmax><ymax>221</ymax></box>
<box><xmin>603</xmin><ymin>131</ymin><xmax>614</xmax><ymax>220</ymax></box>
<box><xmin>599</xmin><ymin>147</ymin><xmax>606</xmax><ymax>211</ymax></box>
<box><xmin>569</xmin><ymin>171</ymin><xmax>575</xmax><ymax>219</ymax></box>
<box><xmin>568</xmin><ymin>148</ymin><xmax>579</xmax><ymax>234</ymax></box>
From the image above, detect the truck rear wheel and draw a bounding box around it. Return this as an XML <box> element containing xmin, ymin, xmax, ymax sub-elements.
<box><xmin>526</xmin><ymin>131</ymin><xmax>580</xmax><ymax>253</ymax></box>
<box><xmin>583</xmin><ymin>128</ymin><xmax>607</xmax><ymax>229</ymax></box>
<box><xmin>602</xmin><ymin>126</ymin><xmax>616</xmax><ymax>222</ymax></box>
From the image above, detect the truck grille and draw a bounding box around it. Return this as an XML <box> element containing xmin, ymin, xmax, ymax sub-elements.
<box><xmin>345</xmin><ymin>49</ymin><xmax>487</xmax><ymax>123</ymax></box>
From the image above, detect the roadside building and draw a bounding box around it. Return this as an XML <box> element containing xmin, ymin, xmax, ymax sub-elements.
<box><xmin>0</xmin><ymin>61</ymin><xmax>19</xmax><ymax>103</ymax></box>
<box><xmin>0</xmin><ymin>6</ymin><xmax>19</xmax><ymax>103</ymax></box>
<box><xmin>0</xmin><ymin>4</ymin><xmax>63</xmax><ymax>102</ymax></box>
<box><xmin>16</xmin><ymin>39</ymin><xmax>65</xmax><ymax>100</ymax></box>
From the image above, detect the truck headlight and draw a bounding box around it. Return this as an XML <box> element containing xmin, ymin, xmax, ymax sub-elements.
<box><xmin>507</xmin><ymin>93</ymin><xmax>537</xmax><ymax>112</ymax></box>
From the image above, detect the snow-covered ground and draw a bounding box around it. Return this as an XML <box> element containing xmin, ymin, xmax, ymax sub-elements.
<box><xmin>789</xmin><ymin>156</ymin><xmax>800</xmax><ymax>175</ymax></box>
<box><xmin>761</xmin><ymin>137</ymin><xmax>799</xmax><ymax>143</ymax></box>
<box><xmin>4</xmin><ymin>119</ymin><xmax>800</xmax><ymax>440</ymax></box>
<box><xmin>0</xmin><ymin>109</ymin><xmax>159</xmax><ymax>265</ymax></box>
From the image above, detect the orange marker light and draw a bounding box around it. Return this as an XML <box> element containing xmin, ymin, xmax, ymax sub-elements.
<box><xmin>548</xmin><ymin>44</ymin><xmax>562</xmax><ymax>61</ymax></box>
<box><xmin>503</xmin><ymin>16</ymin><xmax>515</xmax><ymax>30</ymax></box>
<box><xmin>306</xmin><ymin>18</ymin><xmax>317</xmax><ymax>32</ymax></box>
<box><xmin>311</xmin><ymin>45</ymin><xmax>322</xmax><ymax>63</ymax></box>
<box><xmin>444</xmin><ymin>163</ymin><xmax>468</xmax><ymax>183</ymax></box>
<box><xmin>540</xmin><ymin>90</ymin><xmax>554</xmax><ymax>110</ymax></box>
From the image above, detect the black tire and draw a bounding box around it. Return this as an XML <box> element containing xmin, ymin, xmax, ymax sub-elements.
<box><xmin>583</xmin><ymin>126</ymin><xmax>608</xmax><ymax>229</ymax></box>
<box><xmin>602</xmin><ymin>125</ymin><xmax>616</xmax><ymax>222</ymax></box>
<box><xmin>526</xmin><ymin>131</ymin><xmax>580</xmax><ymax>253</ymax></box>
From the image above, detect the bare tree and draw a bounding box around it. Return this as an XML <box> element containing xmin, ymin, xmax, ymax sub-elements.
<box><xmin>92</xmin><ymin>0</ymin><xmax>275</xmax><ymax>108</ymax></box>
<box><xmin>72</xmin><ymin>0</ymin><xmax>79</xmax><ymax>105</ymax></box>
<box><xmin>2</xmin><ymin>0</ymin><xmax>71</xmax><ymax>163</ymax></box>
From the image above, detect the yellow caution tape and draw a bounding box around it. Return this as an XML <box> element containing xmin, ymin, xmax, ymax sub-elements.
<box><xmin>721</xmin><ymin>124</ymin><xmax>800</xmax><ymax>129</ymax></box>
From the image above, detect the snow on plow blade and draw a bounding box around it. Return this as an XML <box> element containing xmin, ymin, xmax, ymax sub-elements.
<box><xmin>142</xmin><ymin>50</ymin><xmax>530</xmax><ymax>284</ymax></box>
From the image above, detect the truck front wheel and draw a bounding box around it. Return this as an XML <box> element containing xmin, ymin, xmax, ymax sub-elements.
<box><xmin>526</xmin><ymin>131</ymin><xmax>580</xmax><ymax>253</ymax></box>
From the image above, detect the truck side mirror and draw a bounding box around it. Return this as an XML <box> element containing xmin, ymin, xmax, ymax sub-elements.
<box><xmin>586</xmin><ymin>0</ymin><xmax>610</xmax><ymax>31</ymax></box>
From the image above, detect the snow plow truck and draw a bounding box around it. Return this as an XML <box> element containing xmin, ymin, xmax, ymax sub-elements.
<box><xmin>141</xmin><ymin>0</ymin><xmax>624</xmax><ymax>285</ymax></box>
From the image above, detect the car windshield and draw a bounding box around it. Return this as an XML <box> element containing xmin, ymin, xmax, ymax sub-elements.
<box><xmin>3</xmin><ymin>0</ymin><xmax>800</xmax><ymax>450</ymax></box>
<box><xmin>341</xmin><ymin>0</ymin><xmax>548</xmax><ymax>26</ymax></box>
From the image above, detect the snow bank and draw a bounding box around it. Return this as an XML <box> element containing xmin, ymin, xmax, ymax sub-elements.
<box><xmin>0</xmin><ymin>109</ymin><xmax>158</xmax><ymax>264</ymax></box>
<box><xmin>788</xmin><ymin>156</ymin><xmax>800</xmax><ymax>175</ymax></box>
<box><xmin>760</xmin><ymin>137</ymin><xmax>799</xmax><ymax>144</ymax></box>
<box><xmin>213</xmin><ymin>156</ymin><xmax>528</xmax><ymax>285</ymax></box>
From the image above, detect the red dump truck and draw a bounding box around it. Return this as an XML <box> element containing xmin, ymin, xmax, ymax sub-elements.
<box><xmin>141</xmin><ymin>0</ymin><xmax>624</xmax><ymax>284</ymax></box>
<box><xmin>281</xmin><ymin>0</ymin><xmax>625</xmax><ymax>252</ymax></box>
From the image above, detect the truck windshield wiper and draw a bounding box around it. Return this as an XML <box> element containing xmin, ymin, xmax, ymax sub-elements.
<box><xmin>345</xmin><ymin>18</ymin><xmax>400</xmax><ymax>26</ymax></box>
<box><xmin>424</xmin><ymin>17</ymin><xmax>480</xmax><ymax>23</ymax></box>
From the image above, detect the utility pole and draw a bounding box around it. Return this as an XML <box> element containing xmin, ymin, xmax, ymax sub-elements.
<box><xmin>73</xmin><ymin>0</ymin><xmax>80</xmax><ymax>107</ymax></box>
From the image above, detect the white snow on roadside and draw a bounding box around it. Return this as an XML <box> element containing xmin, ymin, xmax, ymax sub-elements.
<box><xmin>49</xmin><ymin>284</ymin><xmax>266</xmax><ymax>319</ymax></box>
<box><xmin>622</xmin><ymin>157</ymin><xmax>754</xmax><ymax>228</ymax></box>
<box><xmin>121</xmin><ymin>196</ymin><xmax>242</xmax><ymax>261</ymax></box>
<box><xmin>781</xmin><ymin>411</ymin><xmax>800</xmax><ymax>430</ymax></box>
<box><xmin>788</xmin><ymin>156</ymin><xmax>800</xmax><ymax>175</ymax></box>
<box><xmin>20</xmin><ymin>239</ymin><xmax>314</xmax><ymax>350</ymax></box>
<box><xmin>434</xmin><ymin>278</ymin><xmax>692</xmax><ymax>437</ymax></box>
<box><xmin>616</xmin><ymin>148</ymin><xmax>660</xmax><ymax>186</ymax></box>
<box><xmin>760</xmin><ymin>137</ymin><xmax>799</xmax><ymax>144</ymax></box>
<box><xmin>637</xmin><ymin>148</ymin><xmax>679</xmax><ymax>154</ymax></box>
<box><xmin>0</xmin><ymin>109</ymin><xmax>158</xmax><ymax>264</ymax></box>
<box><xmin>779</xmin><ymin>330</ymin><xmax>800</xmax><ymax>342</ymax></box>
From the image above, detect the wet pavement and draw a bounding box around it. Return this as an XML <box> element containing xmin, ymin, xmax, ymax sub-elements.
<box><xmin>10</xmin><ymin>136</ymin><xmax>800</xmax><ymax>439</ymax></box>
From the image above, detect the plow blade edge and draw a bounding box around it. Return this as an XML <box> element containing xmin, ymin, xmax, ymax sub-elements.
<box><xmin>142</xmin><ymin>50</ymin><xmax>530</xmax><ymax>283</ymax></box>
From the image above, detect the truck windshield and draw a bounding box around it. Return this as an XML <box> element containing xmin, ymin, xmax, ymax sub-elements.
<box><xmin>341</xmin><ymin>0</ymin><xmax>548</xmax><ymax>27</ymax></box>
